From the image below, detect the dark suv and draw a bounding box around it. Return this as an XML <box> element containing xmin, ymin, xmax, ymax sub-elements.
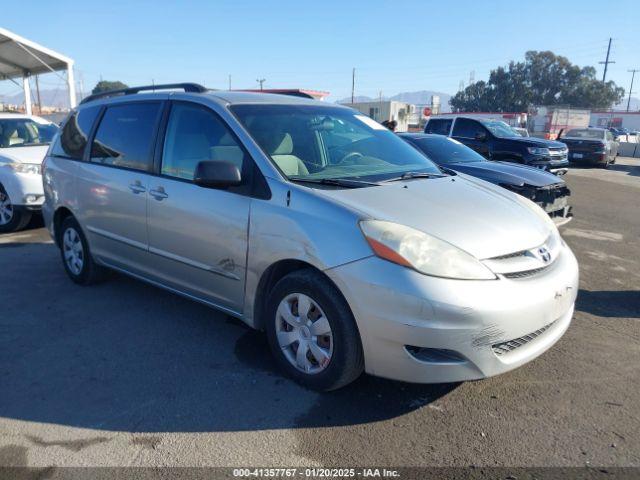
<box><xmin>425</xmin><ymin>116</ymin><xmax>569</xmax><ymax>174</ymax></box>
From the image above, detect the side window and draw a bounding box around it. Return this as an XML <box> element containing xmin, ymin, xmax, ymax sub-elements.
<box><xmin>90</xmin><ymin>102</ymin><xmax>162</xmax><ymax>171</ymax></box>
<box><xmin>161</xmin><ymin>102</ymin><xmax>247</xmax><ymax>181</ymax></box>
<box><xmin>425</xmin><ymin>119</ymin><xmax>452</xmax><ymax>135</ymax></box>
<box><xmin>50</xmin><ymin>106</ymin><xmax>101</xmax><ymax>159</ymax></box>
<box><xmin>452</xmin><ymin>118</ymin><xmax>484</xmax><ymax>138</ymax></box>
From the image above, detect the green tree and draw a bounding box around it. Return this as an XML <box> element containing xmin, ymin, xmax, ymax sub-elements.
<box><xmin>91</xmin><ymin>80</ymin><xmax>129</xmax><ymax>95</ymax></box>
<box><xmin>450</xmin><ymin>51</ymin><xmax>625</xmax><ymax>112</ymax></box>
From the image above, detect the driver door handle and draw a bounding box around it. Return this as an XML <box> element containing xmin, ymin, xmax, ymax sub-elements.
<box><xmin>149</xmin><ymin>187</ymin><xmax>169</xmax><ymax>201</ymax></box>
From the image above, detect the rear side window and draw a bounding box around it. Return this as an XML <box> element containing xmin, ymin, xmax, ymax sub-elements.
<box><xmin>90</xmin><ymin>102</ymin><xmax>162</xmax><ymax>171</ymax></box>
<box><xmin>452</xmin><ymin>118</ymin><xmax>485</xmax><ymax>138</ymax></box>
<box><xmin>424</xmin><ymin>119</ymin><xmax>452</xmax><ymax>135</ymax></box>
<box><xmin>50</xmin><ymin>106</ymin><xmax>100</xmax><ymax>159</ymax></box>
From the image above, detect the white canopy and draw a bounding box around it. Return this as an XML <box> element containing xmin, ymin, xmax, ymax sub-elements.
<box><xmin>0</xmin><ymin>27</ymin><xmax>76</xmax><ymax>114</ymax></box>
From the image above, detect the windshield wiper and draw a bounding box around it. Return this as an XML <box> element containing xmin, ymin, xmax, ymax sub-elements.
<box><xmin>382</xmin><ymin>171</ymin><xmax>448</xmax><ymax>183</ymax></box>
<box><xmin>289</xmin><ymin>177</ymin><xmax>381</xmax><ymax>188</ymax></box>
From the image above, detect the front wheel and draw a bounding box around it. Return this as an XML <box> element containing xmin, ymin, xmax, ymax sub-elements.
<box><xmin>265</xmin><ymin>269</ymin><xmax>364</xmax><ymax>391</ymax></box>
<box><xmin>59</xmin><ymin>216</ymin><xmax>107</xmax><ymax>285</ymax></box>
<box><xmin>0</xmin><ymin>187</ymin><xmax>32</xmax><ymax>233</ymax></box>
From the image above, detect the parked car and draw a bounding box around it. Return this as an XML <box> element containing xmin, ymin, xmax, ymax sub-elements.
<box><xmin>558</xmin><ymin>127</ymin><xmax>618</xmax><ymax>168</ymax></box>
<box><xmin>399</xmin><ymin>133</ymin><xmax>572</xmax><ymax>225</ymax></box>
<box><xmin>0</xmin><ymin>113</ymin><xmax>59</xmax><ymax>232</ymax></box>
<box><xmin>42</xmin><ymin>84</ymin><xmax>579</xmax><ymax>390</ymax></box>
<box><xmin>424</xmin><ymin>116</ymin><xmax>569</xmax><ymax>174</ymax></box>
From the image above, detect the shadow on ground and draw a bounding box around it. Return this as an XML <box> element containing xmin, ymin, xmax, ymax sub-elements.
<box><xmin>0</xmin><ymin>241</ymin><xmax>457</xmax><ymax>433</ymax></box>
<box><xmin>576</xmin><ymin>289</ymin><xmax>640</xmax><ymax>318</ymax></box>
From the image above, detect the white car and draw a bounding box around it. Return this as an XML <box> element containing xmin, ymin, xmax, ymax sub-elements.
<box><xmin>0</xmin><ymin>113</ymin><xmax>58</xmax><ymax>232</ymax></box>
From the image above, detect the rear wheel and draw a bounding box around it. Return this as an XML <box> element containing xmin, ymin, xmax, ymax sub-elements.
<box><xmin>265</xmin><ymin>269</ymin><xmax>364</xmax><ymax>391</ymax></box>
<box><xmin>59</xmin><ymin>216</ymin><xmax>107</xmax><ymax>285</ymax></box>
<box><xmin>0</xmin><ymin>186</ymin><xmax>32</xmax><ymax>233</ymax></box>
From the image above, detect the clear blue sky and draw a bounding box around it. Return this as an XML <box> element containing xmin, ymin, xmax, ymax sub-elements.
<box><xmin>2</xmin><ymin>0</ymin><xmax>639</xmax><ymax>103</ymax></box>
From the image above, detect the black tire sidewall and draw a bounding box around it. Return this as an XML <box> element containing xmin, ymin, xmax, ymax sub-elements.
<box><xmin>59</xmin><ymin>216</ymin><xmax>97</xmax><ymax>284</ymax></box>
<box><xmin>265</xmin><ymin>269</ymin><xmax>364</xmax><ymax>391</ymax></box>
<box><xmin>0</xmin><ymin>186</ymin><xmax>31</xmax><ymax>233</ymax></box>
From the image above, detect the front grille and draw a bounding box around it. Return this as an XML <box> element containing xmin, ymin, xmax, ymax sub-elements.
<box><xmin>502</xmin><ymin>266</ymin><xmax>548</xmax><ymax>279</ymax></box>
<box><xmin>490</xmin><ymin>250</ymin><xmax>527</xmax><ymax>261</ymax></box>
<box><xmin>492</xmin><ymin>321</ymin><xmax>556</xmax><ymax>356</ymax></box>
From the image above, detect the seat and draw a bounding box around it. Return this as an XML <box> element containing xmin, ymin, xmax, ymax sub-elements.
<box><xmin>269</xmin><ymin>133</ymin><xmax>309</xmax><ymax>176</ymax></box>
<box><xmin>209</xmin><ymin>132</ymin><xmax>245</xmax><ymax>170</ymax></box>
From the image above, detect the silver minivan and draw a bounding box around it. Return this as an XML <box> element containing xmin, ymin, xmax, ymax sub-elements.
<box><xmin>43</xmin><ymin>84</ymin><xmax>579</xmax><ymax>390</ymax></box>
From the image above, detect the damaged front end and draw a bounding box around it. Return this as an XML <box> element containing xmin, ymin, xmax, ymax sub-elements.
<box><xmin>502</xmin><ymin>182</ymin><xmax>573</xmax><ymax>226</ymax></box>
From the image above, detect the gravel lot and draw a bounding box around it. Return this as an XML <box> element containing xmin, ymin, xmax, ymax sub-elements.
<box><xmin>1</xmin><ymin>158</ymin><xmax>638</xmax><ymax>469</ymax></box>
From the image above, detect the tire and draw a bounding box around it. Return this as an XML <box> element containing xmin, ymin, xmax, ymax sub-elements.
<box><xmin>0</xmin><ymin>186</ymin><xmax>32</xmax><ymax>233</ymax></box>
<box><xmin>58</xmin><ymin>216</ymin><xmax>107</xmax><ymax>285</ymax></box>
<box><xmin>265</xmin><ymin>269</ymin><xmax>364</xmax><ymax>391</ymax></box>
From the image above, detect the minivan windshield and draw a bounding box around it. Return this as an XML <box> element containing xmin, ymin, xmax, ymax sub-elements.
<box><xmin>0</xmin><ymin>118</ymin><xmax>58</xmax><ymax>148</ymax></box>
<box><xmin>479</xmin><ymin>119</ymin><xmax>520</xmax><ymax>138</ymax></box>
<box><xmin>231</xmin><ymin>105</ymin><xmax>442</xmax><ymax>183</ymax></box>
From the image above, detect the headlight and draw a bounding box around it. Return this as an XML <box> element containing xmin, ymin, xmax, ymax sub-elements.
<box><xmin>9</xmin><ymin>163</ymin><xmax>42</xmax><ymax>175</ymax></box>
<box><xmin>359</xmin><ymin>220</ymin><xmax>496</xmax><ymax>280</ymax></box>
<box><xmin>527</xmin><ymin>147</ymin><xmax>550</xmax><ymax>155</ymax></box>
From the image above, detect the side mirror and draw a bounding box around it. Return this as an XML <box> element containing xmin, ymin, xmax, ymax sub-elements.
<box><xmin>194</xmin><ymin>161</ymin><xmax>242</xmax><ymax>189</ymax></box>
<box><xmin>475</xmin><ymin>131</ymin><xmax>487</xmax><ymax>141</ymax></box>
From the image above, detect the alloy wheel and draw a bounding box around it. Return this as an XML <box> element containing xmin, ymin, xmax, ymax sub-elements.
<box><xmin>0</xmin><ymin>191</ymin><xmax>13</xmax><ymax>226</ymax></box>
<box><xmin>63</xmin><ymin>227</ymin><xmax>84</xmax><ymax>275</ymax></box>
<box><xmin>275</xmin><ymin>293</ymin><xmax>333</xmax><ymax>374</ymax></box>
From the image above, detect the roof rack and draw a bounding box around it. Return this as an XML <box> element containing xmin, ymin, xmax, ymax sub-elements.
<box><xmin>80</xmin><ymin>83</ymin><xmax>207</xmax><ymax>105</ymax></box>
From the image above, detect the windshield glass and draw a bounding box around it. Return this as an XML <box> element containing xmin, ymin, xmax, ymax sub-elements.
<box><xmin>407</xmin><ymin>136</ymin><xmax>486</xmax><ymax>164</ymax></box>
<box><xmin>480</xmin><ymin>120</ymin><xmax>520</xmax><ymax>138</ymax></box>
<box><xmin>564</xmin><ymin>129</ymin><xmax>604</xmax><ymax>139</ymax></box>
<box><xmin>231</xmin><ymin>105</ymin><xmax>441</xmax><ymax>182</ymax></box>
<box><xmin>0</xmin><ymin>118</ymin><xmax>58</xmax><ymax>148</ymax></box>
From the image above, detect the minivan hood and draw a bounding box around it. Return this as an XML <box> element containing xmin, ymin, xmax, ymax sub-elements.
<box><xmin>449</xmin><ymin>161</ymin><xmax>564</xmax><ymax>188</ymax></box>
<box><xmin>316</xmin><ymin>176</ymin><xmax>550</xmax><ymax>259</ymax></box>
<box><xmin>0</xmin><ymin>145</ymin><xmax>49</xmax><ymax>164</ymax></box>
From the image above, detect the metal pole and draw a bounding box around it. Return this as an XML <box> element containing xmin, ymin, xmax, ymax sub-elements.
<box><xmin>35</xmin><ymin>74</ymin><xmax>42</xmax><ymax>115</ymax></box>
<box><xmin>599</xmin><ymin>38</ymin><xmax>615</xmax><ymax>82</ymax></box>
<box><xmin>351</xmin><ymin>68</ymin><xmax>355</xmax><ymax>103</ymax></box>
<box><xmin>228</xmin><ymin>74</ymin><xmax>232</xmax><ymax>90</ymax></box>
<box><xmin>22</xmin><ymin>73</ymin><xmax>32</xmax><ymax>115</ymax></box>
<box><xmin>66</xmin><ymin>63</ymin><xmax>77</xmax><ymax>108</ymax></box>
<box><xmin>627</xmin><ymin>69</ymin><xmax>638</xmax><ymax>112</ymax></box>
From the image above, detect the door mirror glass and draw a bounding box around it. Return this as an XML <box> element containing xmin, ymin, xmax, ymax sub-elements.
<box><xmin>194</xmin><ymin>161</ymin><xmax>242</xmax><ymax>189</ymax></box>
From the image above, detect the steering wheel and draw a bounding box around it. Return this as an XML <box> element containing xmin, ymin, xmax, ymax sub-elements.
<box><xmin>337</xmin><ymin>151</ymin><xmax>364</xmax><ymax>165</ymax></box>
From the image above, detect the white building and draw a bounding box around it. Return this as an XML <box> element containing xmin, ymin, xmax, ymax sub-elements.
<box><xmin>344</xmin><ymin>101</ymin><xmax>414</xmax><ymax>132</ymax></box>
<box><xmin>590</xmin><ymin>111</ymin><xmax>640</xmax><ymax>131</ymax></box>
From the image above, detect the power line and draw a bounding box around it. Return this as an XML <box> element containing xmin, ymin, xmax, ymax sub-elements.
<box><xmin>599</xmin><ymin>37</ymin><xmax>615</xmax><ymax>82</ymax></box>
<box><xmin>627</xmin><ymin>69</ymin><xmax>639</xmax><ymax>112</ymax></box>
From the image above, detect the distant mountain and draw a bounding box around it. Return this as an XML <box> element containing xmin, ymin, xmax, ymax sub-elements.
<box><xmin>337</xmin><ymin>90</ymin><xmax>452</xmax><ymax>112</ymax></box>
<box><xmin>0</xmin><ymin>89</ymin><xmax>75</xmax><ymax>109</ymax></box>
<box><xmin>613</xmin><ymin>96</ymin><xmax>640</xmax><ymax>112</ymax></box>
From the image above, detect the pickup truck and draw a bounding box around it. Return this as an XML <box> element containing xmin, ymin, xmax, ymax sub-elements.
<box><xmin>424</xmin><ymin>116</ymin><xmax>569</xmax><ymax>174</ymax></box>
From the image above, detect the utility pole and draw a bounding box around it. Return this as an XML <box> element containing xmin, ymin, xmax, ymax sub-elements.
<box><xmin>228</xmin><ymin>74</ymin><xmax>232</xmax><ymax>90</ymax></box>
<box><xmin>627</xmin><ymin>69</ymin><xmax>639</xmax><ymax>112</ymax></box>
<box><xmin>599</xmin><ymin>38</ymin><xmax>615</xmax><ymax>82</ymax></box>
<box><xmin>256</xmin><ymin>78</ymin><xmax>265</xmax><ymax>90</ymax></box>
<box><xmin>351</xmin><ymin>67</ymin><xmax>355</xmax><ymax>103</ymax></box>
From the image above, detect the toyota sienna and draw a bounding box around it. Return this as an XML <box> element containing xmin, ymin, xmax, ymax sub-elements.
<box><xmin>42</xmin><ymin>84</ymin><xmax>579</xmax><ymax>390</ymax></box>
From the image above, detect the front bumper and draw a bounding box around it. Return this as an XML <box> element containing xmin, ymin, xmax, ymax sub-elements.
<box><xmin>0</xmin><ymin>170</ymin><xmax>45</xmax><ymax>209</ymax></box>
<box><xmin>326</xmin><ymin>245</ymin><xmax>579</xmax><ymax>383</ymax></box>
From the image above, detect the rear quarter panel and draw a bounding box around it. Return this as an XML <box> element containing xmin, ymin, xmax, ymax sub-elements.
<box><xmin>42</xmin><ymin>156</ymin><xmax>79</xmax><ymax>242</ymax></box>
